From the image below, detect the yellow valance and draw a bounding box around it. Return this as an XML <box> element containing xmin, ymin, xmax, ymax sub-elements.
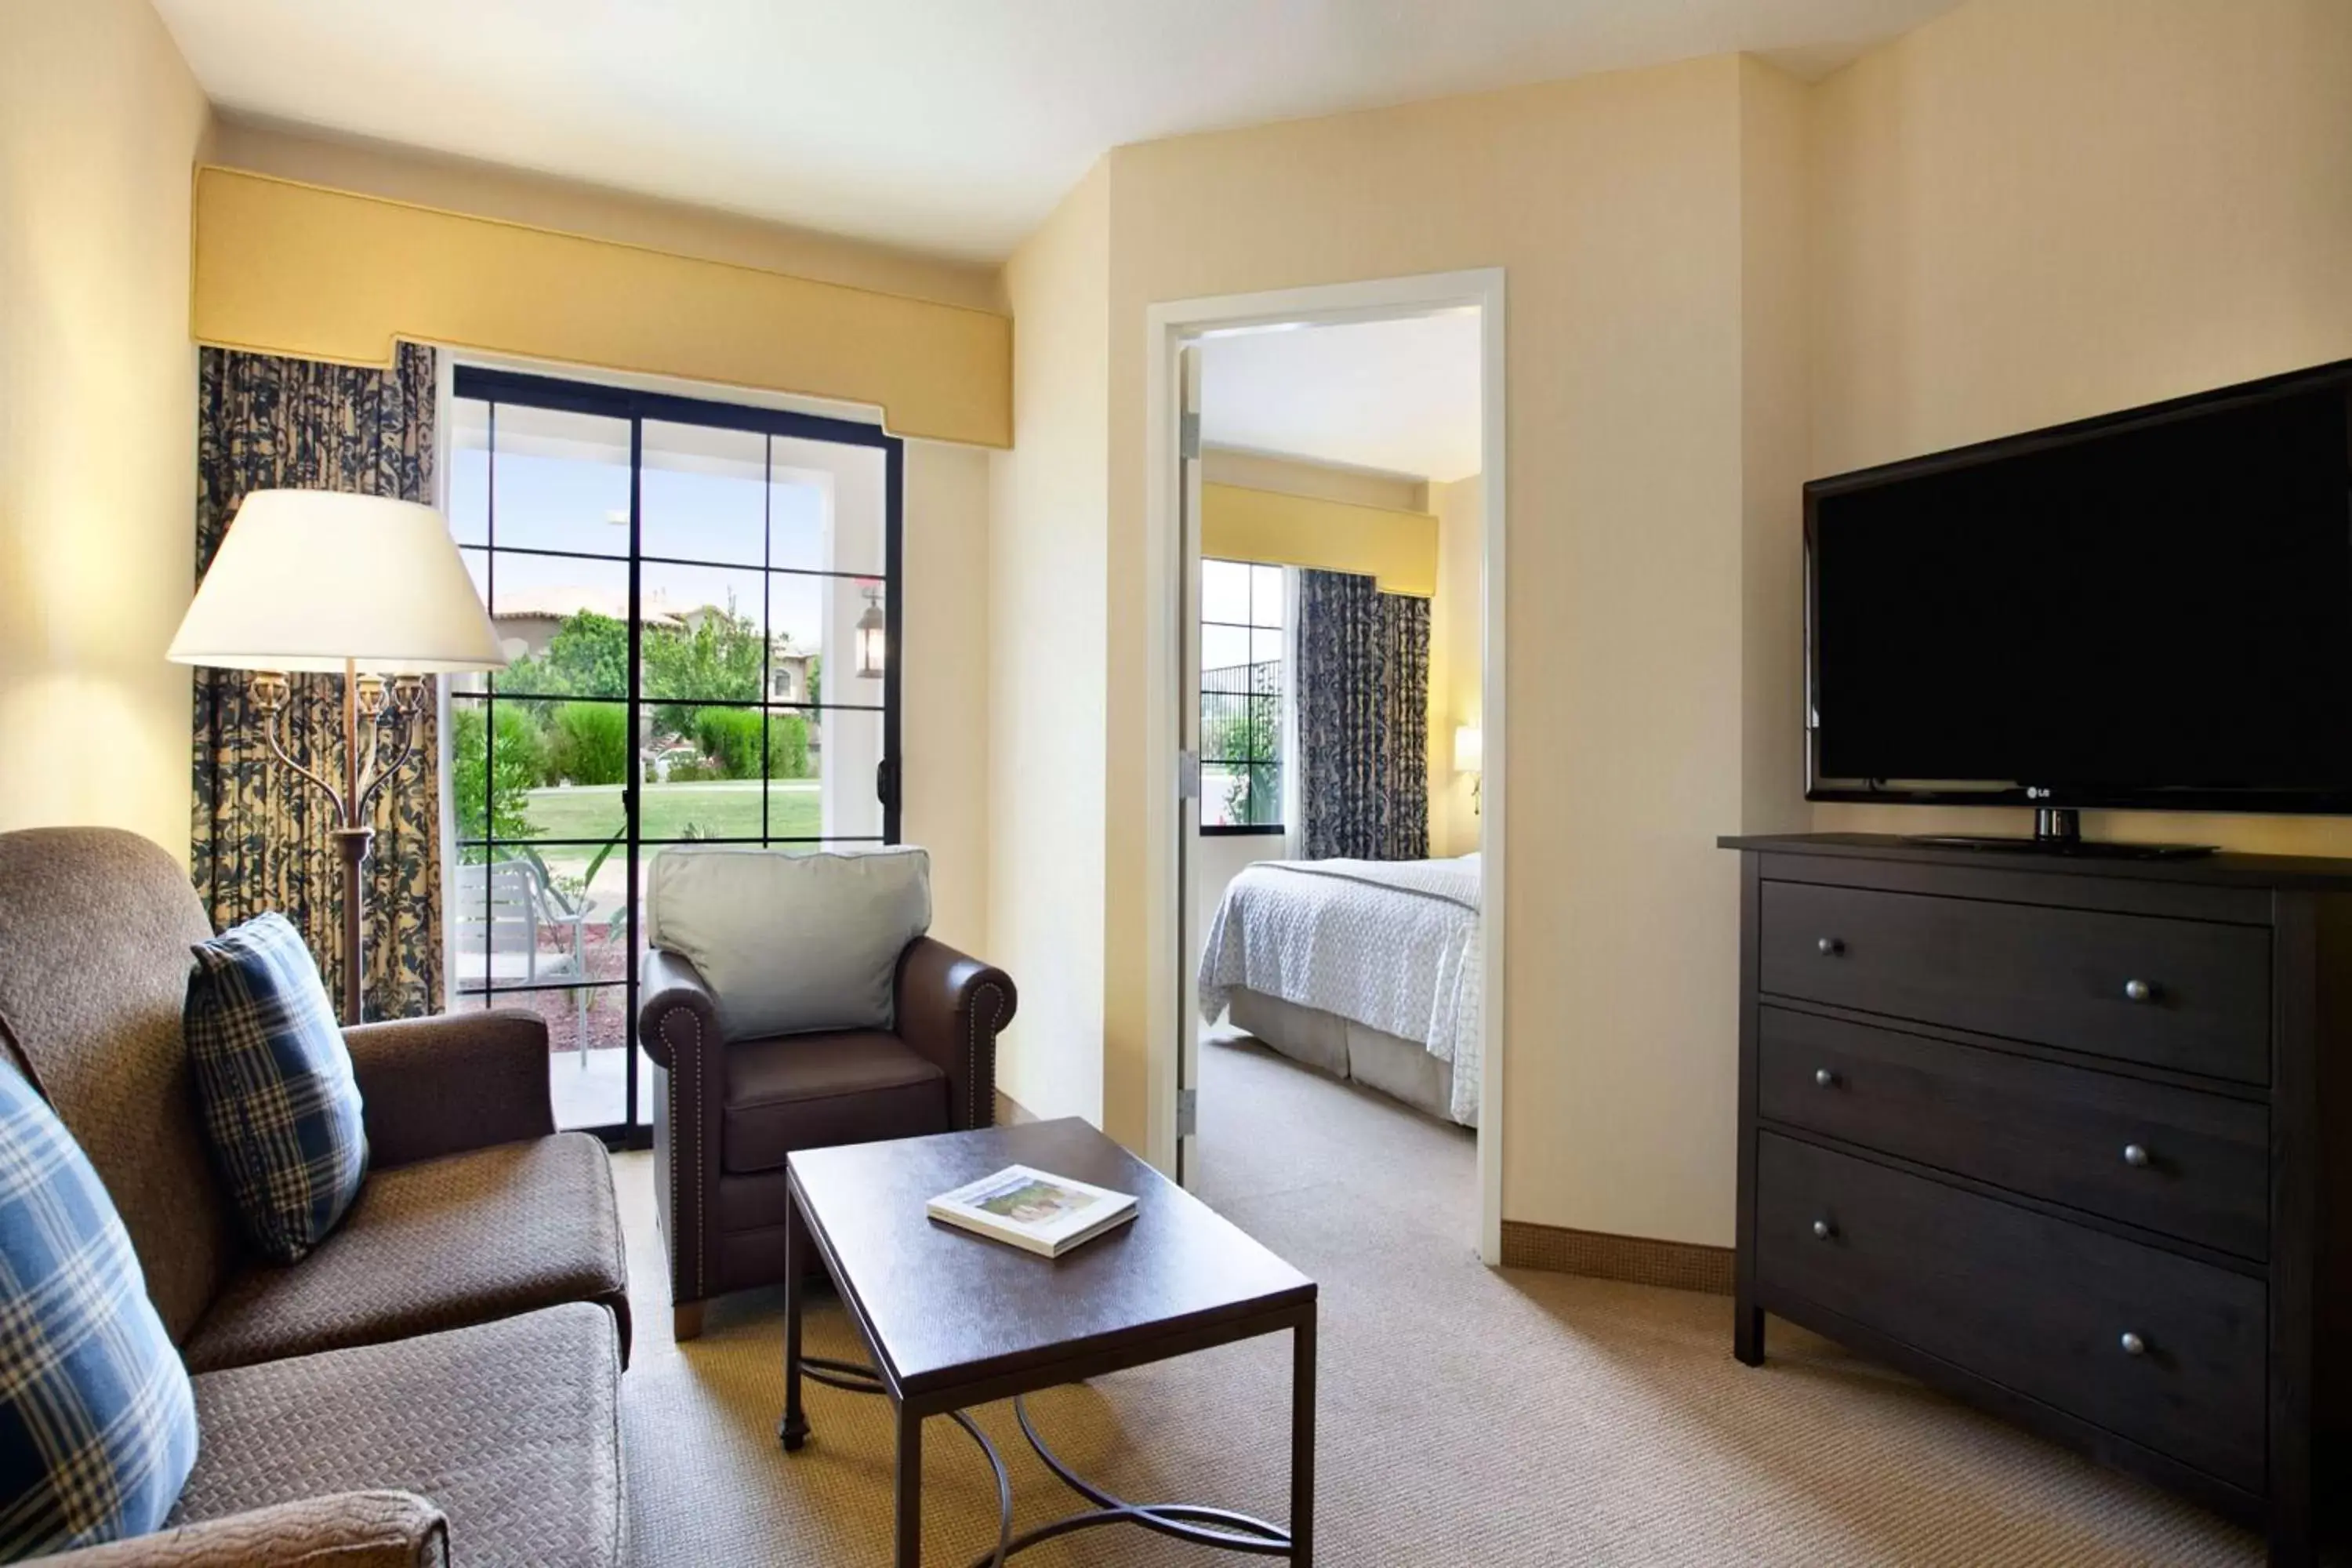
<box><xmin>1200</xmin><ymin>483</ymin><xmax>1436</xmax><ymax>596</ymax></box>
<box><xmin>191</xmin><ymin>167</ymin><xmax>1011</xmax><ymax>448</ymax></box>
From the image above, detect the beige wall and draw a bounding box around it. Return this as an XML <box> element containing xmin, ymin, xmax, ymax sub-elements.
<box><xmin>1093</xmin><ymin>56</ymin><xmax>1798</xmax><ymax>1238</ymax></box>
<box><xmin>1737</xmin><ymin>57</ymin><xmax>1813</xmax><ymax>837</ymax></box>
<box><xmin>901</xmin><ymin>440</ymin><xmax>993</xmax><ymax>956</ymax></box>
<box><xmin>985</xmin><ymin>162</ymin><xmax>1112</xmax><ymax>1125</ymax></box>
<box><xmin>0</xmin><ymin>0</ymin><xmax>212</xmax><ymax>858</ymax></box>
<box><xmin>1428</xmin><ymin>476</ymin><xmax>1485</xmax><ymax>858</ymax></box>
<box><xmin>1809</xmin><ymin>0</ymin><xmax>2352</xmax><ymax>855</ymax></box>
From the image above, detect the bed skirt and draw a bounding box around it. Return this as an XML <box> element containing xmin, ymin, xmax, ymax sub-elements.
<box><xmin>1225</xmin><ymin>985</ymin><xmax>1465</xmax><ymax>1127</ymax></box>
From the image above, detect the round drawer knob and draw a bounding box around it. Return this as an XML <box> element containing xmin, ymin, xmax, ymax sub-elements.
<box><xmin>2123</xmin><ymin>978</ymin><xmax>2153</xmax><ymax>1003</ymax></box>
<box><xmin>1814</xmin><ymin>1068</ymin><xmax>1837</xmax><ymax>1089</ymax></box>
<box><xmin>1817</xmin><ymin>937</ymin><xmax>1844</xmax><ymax>956</ymax></box>
<box><xmin>2122</xmin><ymin>1143</ymin><xmax>2151</xmax><ymax>1167</ymax></box>
<box><xmin>1811</xmin><ymin>1218</ymin><xmax>1834</xmax><ymax>1240</ymax></box>
<box><xmin>2119</xmin><ymin>1331</ymin><xmax>2147</xmax><ymax>1356</ymax></box>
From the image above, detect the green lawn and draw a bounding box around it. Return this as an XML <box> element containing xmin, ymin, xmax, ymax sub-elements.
<box><xmin>522</xmin><ymin>780</ymin><xmax>821</xmax><ymax>846</ymax></box>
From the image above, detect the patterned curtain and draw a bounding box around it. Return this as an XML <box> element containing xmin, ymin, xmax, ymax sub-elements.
<box><xmin>191</xmin><ymin>344</ymin><xmax>444</xmax><ymax>1019</ymax></box>
<box><xmin>1298</xmin><ymin>568</ymin><xmax>1431</xmax><ymax>861</ymax></box>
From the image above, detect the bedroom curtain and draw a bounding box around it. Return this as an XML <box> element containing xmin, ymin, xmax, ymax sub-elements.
<box><xmin>191</xmin><ymin>343</ymin><xmax>445</xmax><ymax>1019</ymax></box>
<box><xmin>1297</xmin><ymin>568</ymin><xmax>1430</xmax><ymax>861</ymax></box>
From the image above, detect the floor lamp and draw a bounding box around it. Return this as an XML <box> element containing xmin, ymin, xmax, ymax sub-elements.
<box><xmin>169</xmin><ymin>490</ymin><xmax>506</xmax><ymax>1025</ymax></box>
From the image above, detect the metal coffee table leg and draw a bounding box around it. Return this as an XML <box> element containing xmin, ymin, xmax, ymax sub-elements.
<box><xmin>786</xmin><ymin>1352</ymin><xmax>1302</xmax><ymax>1566</ymax></box>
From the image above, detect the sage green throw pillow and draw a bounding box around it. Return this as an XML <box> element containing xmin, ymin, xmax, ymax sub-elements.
<box><xmin>647</xmin><ymin>845</ymin><xmax>930</xmax><ymax>1041</ymax></box>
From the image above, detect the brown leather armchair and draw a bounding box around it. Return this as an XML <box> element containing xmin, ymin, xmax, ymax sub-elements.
<box><xmin>637</xmin><ymin>936</ymin><xmax>1015</xmax><ymax>1338</ymax></box>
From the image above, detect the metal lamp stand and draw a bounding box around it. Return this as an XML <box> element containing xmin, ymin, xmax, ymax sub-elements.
<box><xmin>249</xmin><ymin>658</ymin><xmax>428</xmax><ymax>1025</ymax></box>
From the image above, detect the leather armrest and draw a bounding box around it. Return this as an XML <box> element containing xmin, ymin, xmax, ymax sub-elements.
<box><xmin>39</xmin><ymin>1491</ymin><xmax>448</xmax><ymax>1567</ymax></box>
<box><xmin>638</xmin><ymin>949</ymin><xmax>720</xmax><ymax>1070</ymax></box>
<box><xmin>343</xmin><ymin>1011</ymin><xmax>554</xmax><ymax>1169</ymax></box>
<box><xmin>895</xmin><ymin>938</ymin><xmax>1017</xmax><ymax>1131</ymax></box>
<box><xmin>638</xmin><ymin>948</ymin><xmax>726</xmax><ymax>1311</ymax></box>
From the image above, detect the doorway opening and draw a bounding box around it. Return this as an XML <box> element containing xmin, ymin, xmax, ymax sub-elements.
<box><xmin>1145</xmin><ymin>271</ymin><xmax>1506</xmax><ymax>1262</ymax></box>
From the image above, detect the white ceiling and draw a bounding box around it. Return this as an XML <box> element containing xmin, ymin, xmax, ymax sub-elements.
<box><xmin>1201</xmin><ymin>312</ymin><xmax>1483</xmax><ymax>483</ymax></box>
<box><xmin>152</xmin><ymin>0</ymin><xmax>1962</xmax><ymax>263</ymax></box>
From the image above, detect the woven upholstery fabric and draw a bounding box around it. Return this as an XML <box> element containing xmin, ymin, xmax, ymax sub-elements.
<box><xmin>176</xmin><ymin>1304</ymin><xmax>621</xmax><ymax>1568</ymax></box>
<box><xmin>183</xmin><ymin>916</ymin><xmax>368</xmax><ymax>1264</ymax></box>
<box><xmin>0</xmin><ymin>1065</ymin><xmax>196</xmax><ymax>1558</ymax></box>
<box><xmin>36</xmin><ymin>1490</ymin><xmax>446</xmax><ymax>1567</ymax></box>
<box><xmin>183</xmin><ymin>1134</ymin><xmax>627</xmax><ymax>1374</ymax></box>
<box><xmin>341</xmin><ymin>1012</ymin><xmax>554</xmax><ymax>1171</ymax></box>
<box><xmin>0</xmin><ymin>829</ymin><xmax>233</xmax><ymax>1345</ymax></box>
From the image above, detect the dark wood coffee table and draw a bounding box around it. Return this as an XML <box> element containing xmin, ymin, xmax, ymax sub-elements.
<box><xmin>780</xmin><ymin>1116</ymin><xmax>1317</xmax><ymax>1566</ymax></box>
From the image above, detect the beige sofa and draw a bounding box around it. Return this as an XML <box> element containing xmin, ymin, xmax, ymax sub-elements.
<box><xmin>0</xmin><ymin>828</ymin><xmax>629</xmax><ymax>1568</ymax></box>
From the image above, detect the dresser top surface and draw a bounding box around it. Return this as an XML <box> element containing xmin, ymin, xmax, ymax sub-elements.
<box><xmin>1719</xmin><ymin>832</ymin><xmax>2352</xmax><ymax>892</ymax></box>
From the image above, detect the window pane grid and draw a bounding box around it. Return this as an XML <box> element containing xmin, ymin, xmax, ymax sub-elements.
<box><xmin>450</xmin><ymin>372</ymin><xmax>901</xmax><ymax>1138</ymax></box>
<box><xmin>1200</xmin><ymin>557</ymin><xmax>1283</xmax><ymax>831</ymax></box>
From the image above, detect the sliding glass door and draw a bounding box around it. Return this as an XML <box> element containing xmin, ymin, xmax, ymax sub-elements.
<box><xmin>443</xmin><ymin>368</ymin><xmax>902</xmax><ymax>1141</ymax></box>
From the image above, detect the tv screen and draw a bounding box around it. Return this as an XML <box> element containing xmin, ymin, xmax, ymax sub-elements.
<box><xmin>1808</xmin><ymin>365</ymin><xmax>2352</xmax><ymax>812</ymax></box>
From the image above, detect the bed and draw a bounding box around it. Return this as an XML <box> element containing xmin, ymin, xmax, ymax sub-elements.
<box><xmin>1196</xmin><ymin>854</ymin><xmax>1482</xmax><ymax>1127</ymax></box>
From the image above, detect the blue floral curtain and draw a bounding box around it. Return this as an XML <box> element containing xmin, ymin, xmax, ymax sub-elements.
<box><xmin>1298</xmin><ymin>568</ymin><xmax>1430</xmax><ymax>861</ymax></box>
<box><xmin>191</xmin><ymin>344</ymin><xmax>444</xmax><ymax>1018</ymax></box>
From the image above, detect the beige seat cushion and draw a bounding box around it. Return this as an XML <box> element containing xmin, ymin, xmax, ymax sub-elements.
<box><xmin>184</xmin><ymin>1134</ymin><xmax>627</xmax><ymax>1373</ymax></box>
<box><xmin>720</xmin><ymin>1030</ymin><xmax>946</xmax><ymax>1175</ymax></box>
<box><xmin>177</xmin><ymin>1302</ymin><xmax>622</xmax><ymax>1568</ymax></box>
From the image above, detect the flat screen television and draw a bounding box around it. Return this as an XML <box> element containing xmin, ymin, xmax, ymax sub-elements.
<box><xmin>1806</xmin><ymin>358</ymin><xmax>2352</xmax><ymax>850</ymax></box>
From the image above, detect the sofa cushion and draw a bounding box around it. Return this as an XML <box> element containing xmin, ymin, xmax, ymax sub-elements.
<box><xmin>182</xmin><ymin>1134</ymin><xmax>626</xmax><ymax>1374</ymax></box>
<box><xmin>175</xmin><ymin>1302</ymin><xmax>621</xmax><ymax>1568</ymax></box>
<box><xmin>0</xmin><ymin>828</ymin><xmax>234</xmax><ymax>1344</ymax></box>
<box><xmin>646</xmin><ymin>844</ymin><xmax>929</xmax><ymax>1040</ymax></box>
<box><xmin>0</xmin><ymin>1063</ymin><xmax>197</xmax><ymax>1557</ymax></box>
<box><xmin>719</xmin><ymin>1031</ymin><xmax>946</xmax><ymax>1176</ymax></box>
<box><xmin>183</xmin><ymin>914</ymin><xmax>368</xmax><ymax>1264</ymax></box>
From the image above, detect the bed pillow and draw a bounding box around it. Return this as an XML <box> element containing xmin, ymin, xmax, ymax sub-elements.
<box><xmin>0</xmin><ymin>1063</ymin><xmax>198</xmax><ymax>1556</ymax></box>
<box><xmin>647</xmin><ymin>845</ymin><xmax>931</xmax><ymax>1041</ymax></box>
<box><xmin>183</xmin><ymin>913</ymin><xmax>368</xmax><ymax>1264</ymax></box>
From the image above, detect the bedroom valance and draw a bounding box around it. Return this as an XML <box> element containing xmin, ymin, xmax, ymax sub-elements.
<box><xmin>190</xmin><ymin>167</ymin><xmax>1013</xmax><ymax>448</ymax></box>
<box><xmin>1202</xmin><ymin>484</ymin><xmax>1437</xmax><ymax>596</ymax></box>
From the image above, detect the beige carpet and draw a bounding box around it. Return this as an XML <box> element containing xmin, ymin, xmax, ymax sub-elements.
<box><xmin>613</xmin><ymin>1033</ymin><xmax>2267</xmax><ymax>1566</ymax></box>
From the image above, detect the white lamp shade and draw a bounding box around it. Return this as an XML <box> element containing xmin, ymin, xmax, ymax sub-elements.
<box><xmin>1453</xmin><ymin>724</ymin><xmax>1483</xmax><ymax>774</ymax></box>
<box><xmin>169</xmin><ymin>490</ymin><xmax>505</xmax><ymax>673</ymax></box>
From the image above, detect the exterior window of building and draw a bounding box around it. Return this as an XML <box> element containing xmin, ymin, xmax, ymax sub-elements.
<box><xmin>1200</xmin><ymin>558</ymin><xmax>1284</xmax><ymax>833</ymax></box>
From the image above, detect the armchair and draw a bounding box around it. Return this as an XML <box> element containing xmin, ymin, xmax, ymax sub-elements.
<box><xmin>639</xmin><ymin>935</ymin><xmax>1015</xmax><ymax>1338</ymax></box>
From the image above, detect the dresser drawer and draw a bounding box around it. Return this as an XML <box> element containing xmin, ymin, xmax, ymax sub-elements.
<box><xmin>1757</xmin><ymin>1007</ymin><xmax>2270</xmax><ymax>1258</ymax></box>
<box><xmin>1755</xmin><ymin>1133</ymin><xmax>2267</xmax><ymax>1491</ymax></box>
<box><xmin>1758</xmin><ymin>880</ymin><xmax>2270</xmax><ymax>1083</ymax></box>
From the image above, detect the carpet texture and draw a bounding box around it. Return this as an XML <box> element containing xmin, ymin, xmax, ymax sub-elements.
<box><xmin>614</xmin><ymin>1032</ymin><xmax>2267</xmax><ymax>1565</ymax></box>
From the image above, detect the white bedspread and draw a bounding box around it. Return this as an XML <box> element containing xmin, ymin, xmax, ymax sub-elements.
<box><xmin>1197</xmin><ymin>854</ymin><xmax>1483</xmax><ymax>1126</ymax></box>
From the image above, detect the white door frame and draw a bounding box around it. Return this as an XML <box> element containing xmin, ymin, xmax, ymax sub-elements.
<box><xmin>1142</xmin><ymin>269</ymin><xmax>1508</xmax><ymax>1265</ymax></box>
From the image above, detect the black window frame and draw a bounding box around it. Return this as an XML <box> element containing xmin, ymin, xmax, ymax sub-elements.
<box><xmin>448</xmin><ymin>365</ymin><xmax>904</xmax><ymax>1147</ymax></box>
<box><xmin>1199</xmin><ymin>557</ymin><xmax>1285</xmax><ymax>838</ymax></box>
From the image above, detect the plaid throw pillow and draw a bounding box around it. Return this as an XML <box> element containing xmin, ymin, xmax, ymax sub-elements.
<box><xmin>0</xmin><ymin>1064</ymin><xmax>198</xmax><ymax>1556</ymax></box>
<box><xmin>183</xmin><ymin>914</ymin><xmax>368</xmax><ymax>1265</ymax></box>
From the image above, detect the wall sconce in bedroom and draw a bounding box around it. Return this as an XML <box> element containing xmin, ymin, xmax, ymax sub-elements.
<box><xmin>1454</xmin><ymin>724</ymin><xmax>1483</xmax><ymax>813</ymax></box>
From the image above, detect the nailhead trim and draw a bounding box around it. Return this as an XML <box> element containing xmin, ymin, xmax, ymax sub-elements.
<box><xmin>967</xmin><ymin>980</ymin><xmax>1007</xmax><ymax>1129</ymax></box>
<box><xmin>659</xmin><ymin>1006</ymin><xmax>705</xmax><ymax>1301</ymax></box>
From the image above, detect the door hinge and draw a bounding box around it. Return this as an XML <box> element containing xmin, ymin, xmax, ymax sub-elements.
<box><xmin>876</xmin><ymin>757</ymin><xmax>901</xmax><ymax>811</ymax></box>
<box><xmin>1179</xmin><ymin>412</ymin><xmax>1202</xmax><ymax>461</ymax></box>
<box><xmin>1177</xmin><ymin>749</ymin><xmax>1201</xmax><ymax>801</ymax></box>
<box><xmin>1176</xmin><ymin>1087</ymin><xmax>1199</xmax><ymax>1139</ymax></box>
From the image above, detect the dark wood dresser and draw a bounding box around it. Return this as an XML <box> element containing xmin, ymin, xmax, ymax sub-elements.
<box><xmin>1721</xmin><ymin>833</ymin><xmax>2352</xmax><ymax>1564</ymax></box>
